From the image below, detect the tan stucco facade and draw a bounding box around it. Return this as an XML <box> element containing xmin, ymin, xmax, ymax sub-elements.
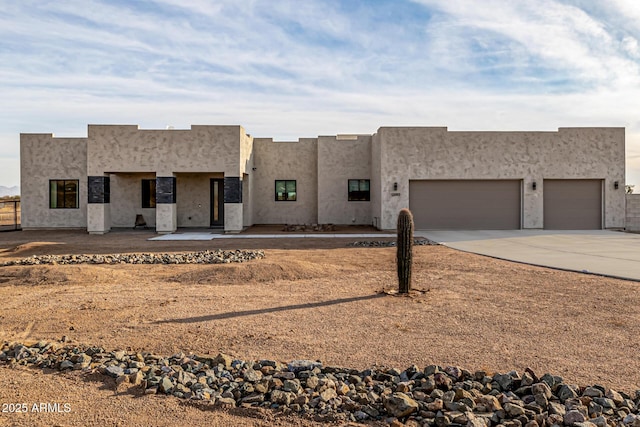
<box><xmin>20</xmin><ymin>135</ymin><xmax>88</xmax><ymax>229</ymax></box>
<box><xmin>252</xmin><ymin>138</ymin><xmax>318</xmax><ymax>225</ymax></box>
<box><xmin>317</xmin><ymin>135</ymin><xmax>372</xmax><ymax>225</ymax></box>
<box><xmin>374</xmin><ymin>127</ymin><xmax>626</xmax><ymax>230</ymax></box>
<box><xmin>20</xmin><ymin>124</ymin><xmax>626</xmax><ymax>232</ymax></box>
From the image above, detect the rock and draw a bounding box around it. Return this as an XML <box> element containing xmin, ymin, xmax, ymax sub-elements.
<box><xmin>287</xmin><ymin>360</ymin><xmax>322</xmax><ymax>374</ymax></box>
<box><xmin>105</xmin><ymin>366</ymin><xmax>124</xmax><ymax>377</ymax></box>
<box><xmin>60</xmin><ymin>360</ymin><xmax>74</xmax><ymax>370</ymax></box>
<box><xmin>214</xmin><ymin>353</ymin><xmax>233</xmax><ymax>369</ymax></box>
<box><xmin>241</xmin><ymin>394</ymin><xmax>264</xmax><ymax>404</ymax></box>
<box><xmin>476</xmin><ymin>395</ymin><xmax>502</xmax><ymax>412</ymax></box>
<box><xmin>558</xmin><ymin>385</ymin><xmax>579</xmax><ymax>402</ymax></box>
<box><xmin>129</xmin><ymin>370</ymin><xmax>145</xmax><ymax>386</ymax></box>
<box><xmin>396</xmin><ymin>381</ymin><xmax>412</xmax><ymax>393</ymax></box>
<box><xmin>445</xmin><ymin>366</ymin><xmax>463</xmax><ymax>380</ymax></box>
<box><xmin>159</xmin><ymin>377</ymin><xmax>174</xmax><ymax>394</ymax></box>
<box><xmin>494</xmin><ymin>373</ymin><xmax>514</xmax><ymax>391</ymax></box>
<box><xmin>521</xmin><ymin>372</ymin><xmax>535</xmax><ymax>387</ymax></box>
<box><xmin>306</xmin><ymin>376</ymin><xmax>320</xmax><ymax>390</ymax></box>
<box><xmin>594</xmin><ymin>397</ymin><xmax>616</xmax><ymax>409</ymax></box>
<box><xmin>468</xmin><ymin>416</ymin><xmax>488</xmax><ymax>427</ymax></box>
<box><xmin>549</xmin><ymin>401</ymin><xmax>567</xmax><ymax>416</ymax></box>
<box><xmin>271</xmin><ymin>390</ymin><xmax>293</xmax><ymax>405</ymax></box>
<box><xmin>435</xmin><ymin>411</ymin><xmax>451</xmax><ymax>427</ymax></box>
<box><xmin>384</xmin><ymin>392</ymin><xmax>419</xmax><ymax>418</ymax></box>
<box><xmin>434</xmin><ymin>372</ymin><xmax>452</xmax><ymax>390</ymax></box>
<box><xmin>320</xmin><ymin>388</ymin><xmax>337</xmax><ymax>402</ymax></box>
<box><xmin>284</xmin><ymin>379</ymin><xmax>302</xmax><ymax>394</ymax></box>
<box><xmin>336</xmin><ymin>382</ymin><xmax>350</xmax><ymax>395</ymax></box>
<box><xmin>532</xmin><ymin>382</ymin><xmax>552</xmax><ymax>399</ymax></box>
<box><xmin>606</xmin><ymin>389</ymin><xmax>624</xmax><ymax>405</ymax></box>
<box><xmin>583</xmin><ymin>387</ymin><xmax>604</xmax><ymax>398</ymax></box>
<box><xmin>504</xmin><ymin>402</ymin><xmax>526</xmax><ymax>417</ymax></box>
<box><xmin>564</xmin><ymin>410</ymin><xmax>586</xmax><ymax>425</ymax></box>
<box><xmin>243</xmin><ymin>369</ymin><xmax>262</xmax><ymax>382</ymax></box>
<box><xmin>354</xmin><ymin>410</ymin><xmax>369</xmax><ymax>421</ymax></box>
<box><xmin>214</xmin><ymin>397</ymin><xmax>236</xmax><ymax>408</ymax></box>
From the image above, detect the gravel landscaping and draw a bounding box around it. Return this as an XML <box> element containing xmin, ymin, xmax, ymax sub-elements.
<box><xmin>347</xmin><ymin>239</ymin><xmax>438</xmax><ymax>247</ymax></box>
<box><xmin>0</xmin><ymin>249</ymin><xmax>266</xmax><ymax>266</ymax></box>
<box><xmin>3</xmin><ymin>341</ymin><xmax>640</xmax><ymax>427</ymax></box>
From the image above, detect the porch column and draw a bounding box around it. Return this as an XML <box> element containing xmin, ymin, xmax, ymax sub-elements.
<box><xmin>156</xmin><ymin>175</ymin><xmax>177</xmax><ymax>233</ymax></box>
<box><xmin>224</xmin><ymin>176</ymin><xmax>243</xmax><ymax>233</ymax></box>
<box><xmin>87</xmin><ymin>175</ymin><xmax>111</xmax><ymax>234</ymax></box>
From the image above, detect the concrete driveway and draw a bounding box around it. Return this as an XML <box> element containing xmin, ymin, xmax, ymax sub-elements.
<box><xmin>417</xmin><ymin>230</ymin><xmax>640</xmax><ymax>281</ymax></box>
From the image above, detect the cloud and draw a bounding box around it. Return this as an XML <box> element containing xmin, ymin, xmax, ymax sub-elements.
<box><xmin>2</xmin><ymin>0</ymin><xmax>640</xmax><ymax>188</ymax></box>
<box><xmin>411</xmin><ymin>0</ymin><xmax>640</xmax><ymax>89</ymax></box>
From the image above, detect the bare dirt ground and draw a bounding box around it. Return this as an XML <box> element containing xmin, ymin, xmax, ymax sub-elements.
<box><xmin>0</xmin><ymin>228</ymin><xmax>639</xmax><ymax>426</ymax></box>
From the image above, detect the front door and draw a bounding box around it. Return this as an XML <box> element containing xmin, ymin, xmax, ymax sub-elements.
<box><xmin>210</xmin><ymin>179</ymin><xmax>224</xmax><ymax>228</ymax></box>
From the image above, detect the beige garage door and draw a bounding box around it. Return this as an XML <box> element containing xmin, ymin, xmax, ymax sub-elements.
<box><xmin>409</xmin><ymin>180</ymin><xmax>521</xmax><ymax>230</ymax></box>
<box><xmin>543</xmin><ymin>179</ymin><xmax>602</xmax><ymax>229</ymax></box>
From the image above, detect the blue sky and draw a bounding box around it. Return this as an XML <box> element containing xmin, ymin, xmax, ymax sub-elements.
<box><xmin>2</xmin><ymin>0</ymin><xmax>640</xmax><ymax>189</ymax></box>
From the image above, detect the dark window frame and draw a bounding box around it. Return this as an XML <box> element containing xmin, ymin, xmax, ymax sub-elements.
<box><xmin>141</xmin><ymin>179</ymin><xmax>157</xmax><ymax>208</ymax></box>
<box><xmin>275</xmin><ymin>180</ymin><xmax>297</xmax><ymax>201</ymax></box>
<box><xmin>49</xmin><ymin>179</ymin><xmax>79</xmax><ymax>209</ymax></box>
<box><xmin>348</xmin><ymin>179</ymin><xmax>370</xmax><ymax>201</ymax></box>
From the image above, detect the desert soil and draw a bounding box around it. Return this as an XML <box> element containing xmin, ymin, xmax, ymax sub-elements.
<box><xmin>0</xmin><ymin>228</ymin><xmax>639</xmax><ymax>427</ymax></box>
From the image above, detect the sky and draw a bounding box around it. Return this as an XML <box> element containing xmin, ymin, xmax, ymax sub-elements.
<box><xmin>2</xmin><ymin>0</ymin><xmax>640</xmax><ymax>189</ymax></box>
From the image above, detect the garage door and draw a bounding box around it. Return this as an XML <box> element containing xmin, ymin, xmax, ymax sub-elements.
<box><xmin>409</xmin><ymin>180</ymin><xmax>521</xmax><ymax>230</ymax></box>
<box><xmin>543</xmin><ymin>179</ymin><xmax>602</xmax><ymax>229</ymax></box>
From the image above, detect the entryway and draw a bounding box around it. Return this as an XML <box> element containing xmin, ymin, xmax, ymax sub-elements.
<box><xmin>210</xmin><ymin>178</ymin><xmax>224</xmax><ymax>228</ymax></box>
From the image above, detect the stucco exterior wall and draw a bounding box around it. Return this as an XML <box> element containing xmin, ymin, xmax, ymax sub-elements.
<box><xmin>240</xmin><ymin>132</ymin><xmax>254</xmax><ymax>227</ymax></box>
<box><xmin>87</xmin><ymin>125</ymin><xmax>242</xmax><ymax>176</ymax></box>
<box><xmin>20</xmin><ymin>134</ymin><xmax>88</xmax><ymax>229</ymax></box>
<box><xmin>175</xmin><ymin>173</ymin><xmax>223</xmax><ymax>227</ymax></box>
<box><xmin>626</xmin><ymin>194</ymin><xmax>640</xmax><ymax>231</ymax></box>
<box><xmin>242</xmin><ymin>173</ymin><xmax>252</xmax><ymax>227</ymax></box>
<box><xmin>376</xmin><ymin>127</ymin><xmax>625</xmax><ymax>230</ymax></box>
<box><xmin>109</xmin><ymin>173</ymin><xmax>156</xmax><ymax>228</ymax></box>
<box><xmin>252</xmin><ymin>138</ymin><xmax>318</xmax><ymax>224</ymax></box>
<box><xmin>370</xmin><ymin>132</ymin><xmax>382</xmax><ymax>230</ymax></box>
<box><xmin>317</xmin><ymin>135</ymin><xmax>372</xmax><ymax>224</ymax></box>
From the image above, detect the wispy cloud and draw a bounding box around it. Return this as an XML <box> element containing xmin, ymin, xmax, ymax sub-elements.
<box><xmin>2</xmin><ymin>0</ymin><xmax>640</xmax><ymax>187</ymax></box>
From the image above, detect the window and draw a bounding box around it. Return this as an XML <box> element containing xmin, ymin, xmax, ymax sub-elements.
<box><xmin>142</xmin><ymin>179</ymin><xmax>156</xmax><ymax>208</ymax></box>
<box><xmin>348</xmin><ymin>179</ymin><xmax>370</xmax><ymax>201</ymax></box>
<box><xmin>49</xmin><ymin>180</ymin><xmax>79</xmax><ymax>209</ymax></box>
<box><xmin>275</xmin><ymin>180</ymin><xmax>296</xmax><ymax>201</ymax></box>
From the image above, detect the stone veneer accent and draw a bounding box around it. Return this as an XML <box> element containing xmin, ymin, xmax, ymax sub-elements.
<box><xmin>87</xmin><ymin>176</ymin><xmax>110</xmax><ymax>204</ymax></box>
<box><xmin>224</xmin><ymin>177</ymin><xmax>242</xmax><ymax>203</ymax></box>
<box><xmin>156</xmin><ymin>177</ymin><xmax>176</xmax><ymax>204</ymax></box>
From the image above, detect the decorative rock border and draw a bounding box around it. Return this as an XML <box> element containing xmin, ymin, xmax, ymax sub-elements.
<box><xmin>0</xmin><ymin>250</ymin><xmax>265</xmax><ymax>267</ymax></box>
<box><xmin>2</xmin><ymin>341</ymin><xmax>640</xmax><ymax>426</ymax></box>
<box><xmin>347</xmin><ymin>239</ymin><xmax>438</xmax><ymax>247</ymax></box>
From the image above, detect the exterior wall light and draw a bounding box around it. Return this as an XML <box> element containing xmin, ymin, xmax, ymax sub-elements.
<box><xmin>532</xmin><ymin>181</ymin><xmax>536</xmax><ymax>191</ymax></box>
<box><xmin>393</xmin><ymin>182</ymin><xmax>398</xmax><ymax>191</ymax></box>
<box><xmin>614</xmin><ymin>181</ymin><xmax>619</xmax><ymax>190</ymax></box>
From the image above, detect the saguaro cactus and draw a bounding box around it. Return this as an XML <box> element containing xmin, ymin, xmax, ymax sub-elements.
<box><xmin>397</xmin><ymin>208</ymin><xmax>414</xmax><ymax>293</ymax></box>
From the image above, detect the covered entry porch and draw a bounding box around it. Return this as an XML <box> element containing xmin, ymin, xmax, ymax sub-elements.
<box><xmin>87</xmin><ymin>172</ymin><xmax>248</xmax><ymax>233</ymax></box>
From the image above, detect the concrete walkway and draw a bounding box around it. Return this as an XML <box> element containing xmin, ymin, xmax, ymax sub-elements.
<box><xmin>417</xmin><ymin>230</ymin><xmax>640</xmax><ymax>281</ymax></box>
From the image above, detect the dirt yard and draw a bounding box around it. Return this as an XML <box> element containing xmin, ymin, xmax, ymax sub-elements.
<box><xmin>0</xmin><ymin>229</ymin><xmax>639</xmax><ymax>426</ymax></box>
